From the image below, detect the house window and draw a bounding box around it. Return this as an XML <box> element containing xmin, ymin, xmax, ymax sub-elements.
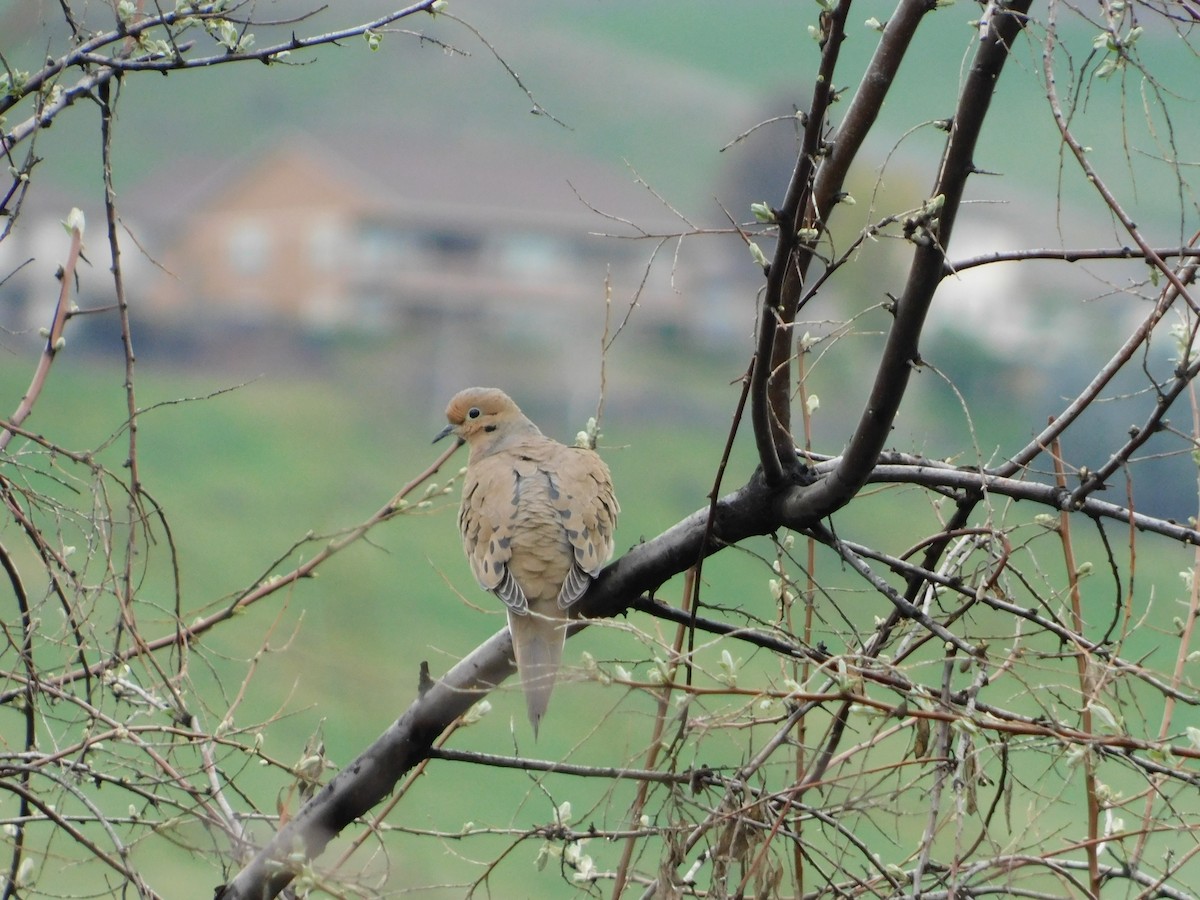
<box><xmin>357</xmin><ymin>221</ymin><xmax>419</xmax><ymax>269</ymax></box>
<box><xmin>228</xmin><ymin>219</ymin><xmax>270</xmax><ymax>276</ymax></box>
<box><xmin>424</xmin><ymin>230</ymin><xmax>482</xmax><ymax>259</ymax></box>
<box><xmin>500</xmin><ymin>233</ymin><xmax>563</xmax><ymax>275</ymax></box>
<box><xmin>308</xmin><ymin>217</ymin><xmax>344</xmax><ymax>272</ymax></box>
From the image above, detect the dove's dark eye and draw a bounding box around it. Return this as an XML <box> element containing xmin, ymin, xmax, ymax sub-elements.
<box><xmin>468</xmin><ymin>407</ymin><xmax>481</xmax><ymax>419</ymax></box>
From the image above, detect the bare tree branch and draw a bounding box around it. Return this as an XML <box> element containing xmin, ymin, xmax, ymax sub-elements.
<box><xmin>802</xmin><ymin>0</ymin><xmax>1033</xmax><ymax>520</ymax></box>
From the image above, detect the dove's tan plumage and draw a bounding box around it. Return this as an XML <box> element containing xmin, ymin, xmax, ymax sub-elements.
<box><xmin>436</xmin><ymin>387</ymin><xmax>618</xmax><ymax>734</ymax></box>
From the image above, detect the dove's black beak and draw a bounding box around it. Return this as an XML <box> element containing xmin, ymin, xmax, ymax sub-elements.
<box><xmin>433</xmin><ymin>423</ymin><xmax>457</xmax><ymax>444</ymax></box>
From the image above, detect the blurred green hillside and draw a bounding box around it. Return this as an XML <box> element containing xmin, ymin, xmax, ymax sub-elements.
<box><xmin>3</xmin><ymin>0</ymin><xmax>1195</xmax><ymax>224</ymax></box>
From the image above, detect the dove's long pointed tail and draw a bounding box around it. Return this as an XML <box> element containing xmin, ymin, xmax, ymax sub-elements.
<box><xmin>507</xmin><ymin>607</ymin><xmax>567</xmax><ymax>737</ymax></box>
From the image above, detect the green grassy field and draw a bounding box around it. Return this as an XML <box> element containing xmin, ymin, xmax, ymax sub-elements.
<box><xmin>0</xmin><ymin>339</ymin><xmax>781</xmax><ymax>894</ymax></box>
<box><xmin>2</xmin><ymin>332</ymin><xmax>1197</xmax><ymax>896</ymax></box>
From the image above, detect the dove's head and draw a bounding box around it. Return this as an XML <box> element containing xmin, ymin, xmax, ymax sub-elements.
<box><xmin>434</xmin><ymin>387</ymin><xmax>540</xmax><ymax>457</ymax></box>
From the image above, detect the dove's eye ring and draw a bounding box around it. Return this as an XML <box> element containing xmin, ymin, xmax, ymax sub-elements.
<box><xmin>467</xmin><ymin>407</ymin><xmax>481</xmax><ymax>419</ymax></box>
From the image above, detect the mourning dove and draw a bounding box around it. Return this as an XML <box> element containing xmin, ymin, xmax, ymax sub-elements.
<box><xmin>435</xmin><ymin>387</ymin><xmax>619</xmax><ymax>734</ymax></box>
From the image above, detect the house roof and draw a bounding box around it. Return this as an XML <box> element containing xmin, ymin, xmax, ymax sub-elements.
<box><xmin>335</xmin><ymin>126</ymin><xmax>683</xmax><ymax>234</ymax></box>
<box><xmin>122</xmin><ymin>126</ymin><xmax>685</xmax><ymax>243</ymax></box>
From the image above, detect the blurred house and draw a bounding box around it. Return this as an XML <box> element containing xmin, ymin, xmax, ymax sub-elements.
<box><xmin>124</xmin><ymin>131</ymin><xmax>728</xmax><ymax>341</ymax></box>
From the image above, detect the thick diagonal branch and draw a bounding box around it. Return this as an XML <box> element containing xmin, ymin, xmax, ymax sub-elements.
<box><xmin>213</xmin><ymin>472</ymin><xmax>779</xmax><ymax>900</ymax></box>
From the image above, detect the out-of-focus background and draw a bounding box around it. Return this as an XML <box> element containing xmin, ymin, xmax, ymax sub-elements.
<box><xmin>2</xmin><ymin>1</ymin><xmax>1198</xmax><ymax>894</ymax></box>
